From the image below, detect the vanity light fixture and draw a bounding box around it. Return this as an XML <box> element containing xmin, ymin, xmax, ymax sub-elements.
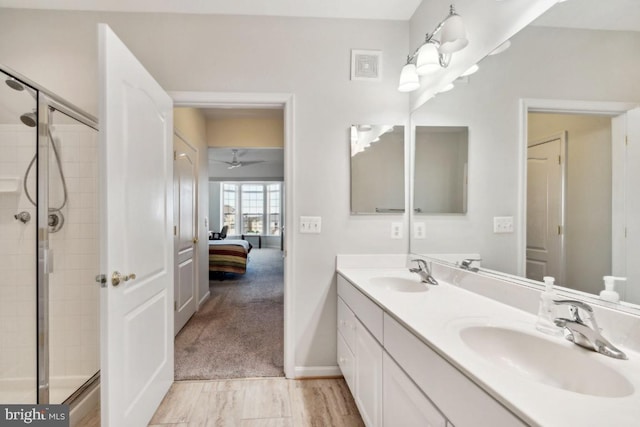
<box><xmin>461</xmin><ymin>64</ymin><xmax>479</xmax><ymax>77</ymax></box>
<box><xmin>397</xmin><ymin>4</ymin><xmax>469</xmax><ymax>92</ymax></box>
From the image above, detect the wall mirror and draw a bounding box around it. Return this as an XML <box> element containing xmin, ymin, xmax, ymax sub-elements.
<box><xmin>351</xmin><ymin>125</ymin><xmax>405</xmax><ymax>214</ymax></box>
<box><xmin>414</xmin><ymin>126</ymin><xmax>468</xmax><ymax>214</ymax></box>
<box><xmin>409</xmin><ymin>0</ymin><xmax>640</xmax><ymax>308</ymax></box>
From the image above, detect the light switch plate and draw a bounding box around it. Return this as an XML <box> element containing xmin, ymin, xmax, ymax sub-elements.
<box><xmin>300</xmin><ymin>216</ymin><xmax>322</xmax><ymax>234</ymax></box>
<box><xmin>493</xmin><ymin>216</ymin><xmax>514</xmax><ymax>233</ymax></box>
<box><xmin>413</xmin><ymin>222</ymin><xmax>426</xmax><ymax>239</ymax></box>
<box><xmin>391</xmin><ymin>222</ymin><xmax>403</xmax><ymax>239</ymax></box>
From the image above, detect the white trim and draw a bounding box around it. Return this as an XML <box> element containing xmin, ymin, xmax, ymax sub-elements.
<box><xmin>170</xmin><ymin>91</ymin><xmax>296</xmax><ymax>379</ymax></box>
<box><xmin>197</xmin><ymin>291</ymin><xmax>210</xmax><ymax>309</ymax></box>
<box><xmin>517</xmin><ymin>98</ymin><xmax>639</xmax><ymax>277</ymax></box>
<box><xmin>293</xmin><ymin>365</ymin><xmax>342</xmax><ymax>378</ymax></box>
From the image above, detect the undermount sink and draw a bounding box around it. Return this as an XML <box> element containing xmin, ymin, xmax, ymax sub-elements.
<box><xmin>369</xmin><ymin>277</ymin><xmax>427</xmax><ymax>293</ymax></box>
<box><xmin>459</xmin><ymin>325</ymin><xmax>634</xmax><ymax>397</ymax></box>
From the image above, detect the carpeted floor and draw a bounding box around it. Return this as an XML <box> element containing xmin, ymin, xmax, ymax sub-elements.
<box><xmin>174</xmin><ymin>248</ymin><xmax>285</xmax><ymax>380</ymax></box>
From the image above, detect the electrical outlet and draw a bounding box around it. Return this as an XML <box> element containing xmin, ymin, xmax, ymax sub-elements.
<box><xmin>413</xmin><ymin>222</ymin><xmax>426</xmax><ymax>239</ymax></box>
<box><xmin>493</xmin><ymin>216</ymin><xmax>514</xmax><ymax>233</ymax></box>
<box><xmin>300</xmin><ymin>216</ymin><xmax>322</xmax><ymax>234</ymax></box>
<box><xmin>391</xmin><ymin>222</ymin><xmax>403</xmax><ymax>239</ymax></box>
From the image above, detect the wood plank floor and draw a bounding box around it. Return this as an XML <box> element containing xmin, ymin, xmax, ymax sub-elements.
<box><xmin>77</xmin><ymin>378</ymin><xmax>364</xmax><ymax>427</ymax></box>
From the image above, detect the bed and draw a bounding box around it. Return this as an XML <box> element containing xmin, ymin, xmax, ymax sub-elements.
<box><xmin>208</xmin><ymin>239</ymin><xmax>253</xmax><ymax>276</ymax></box>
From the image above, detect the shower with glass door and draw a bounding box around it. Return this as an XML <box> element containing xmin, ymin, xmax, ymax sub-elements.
<box><xmin>0</xmin><ymin>67</ymin><xmax>100</xmax><ymax>406</ymax></box>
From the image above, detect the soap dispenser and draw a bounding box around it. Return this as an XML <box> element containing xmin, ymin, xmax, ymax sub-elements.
<box><xmin>600</xmin><ymin>276</ymin><xmax>627</xmax><ymax>303</ymax></box>
<box><xmin>535</xmin><ymin>276</ymin><xmax>562</xmax><ymax>336</ymax></box>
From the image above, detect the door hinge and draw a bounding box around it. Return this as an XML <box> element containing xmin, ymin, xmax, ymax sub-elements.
<box><xmin>558</xmin><ymin>225</ymin><xmax>563</xmax><ymax>235</ymax></box>
<box><xmin>174</xmin><ymin>150</ymin><xmax>177</xmax><ymax>160</ymax></box>
<box><xmin>625</xmin><ymin>227</ymin><xmax>628</xmax><ymax>238</ymax></box>
<box><xmin>558</xmin><ymin>155</ymin><xmax>562</xmax><ymax>165</ymax></box>
<box><xmin>174</xmin><ymin>301</ymin><xmax>177</xmax><ymax>311</ymax></box>
<box><xmin>174</xmin><ymin>225</ymin><xmax>177</xmax><ymax>236</ymax></box>
<box><xmin>625</xmin><ymin>135</ymin><xmax>629</xmax><ymax>146</ymax></box>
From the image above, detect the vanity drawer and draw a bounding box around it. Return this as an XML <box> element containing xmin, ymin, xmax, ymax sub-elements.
<box><xmin>337</xmin><ymin>330</ymin><xmax>355</xmax><ymax>393</ymax></box>
<box><xmin>338</xmin><ymin>296</ymin><xmax>357</xmax><ymax>352</ymax></box>
<box><xmin>338</xmin><ymin>274</ymin><xmax>383</xmax><ymax>343</ymax></box>
<box><xmin>383</xmin><ymin>314</ymin><xmax>526</xmax><ymax>427</ymax></box>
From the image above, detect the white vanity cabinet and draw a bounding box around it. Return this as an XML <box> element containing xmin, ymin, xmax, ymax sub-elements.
<box><xmin>337</xmin><ymin>277</ymin><xmax>383</xmax><ymax>427</ymax></box>
<box><xmin>337</xmin><ymin>273</ymin><xmax>526</xmax><ymax>427</ymax></box>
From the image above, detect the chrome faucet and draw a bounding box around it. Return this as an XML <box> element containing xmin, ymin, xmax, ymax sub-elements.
<box><xmin>553</xmin><ymin>299</ymin><xmax>627</xmax><ymax>360</ymax></box>
<box><xmin>409</xmin><ymin>259</ymin><xmax>438</xmax><ymax>286</ymax></box>
<box><xmin>459</xmin><ymin>258</ymin><xmax>482</xmax><ymax>272</ymax></box>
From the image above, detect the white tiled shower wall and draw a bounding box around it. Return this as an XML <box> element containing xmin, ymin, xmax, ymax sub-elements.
<box><xmin>0</xmin><ymin>125</ymin><xmax>37</xmax><ymax>403</ymax></box>
<box><xmin>0</xmin><ymin>122</ymin><xmax>100</xmax><ymax>404</ymax></box>
<box><xmin>47</xmin><ymin>122</ymin><xmax>100</xmax><ymax>403</ymax></box>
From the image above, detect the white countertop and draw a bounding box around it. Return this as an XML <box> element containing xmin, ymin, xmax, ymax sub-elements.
<box><xmin>337</xmin><ymin>266</ymin><xmax>640</xmax><ymax>427</ymax></box>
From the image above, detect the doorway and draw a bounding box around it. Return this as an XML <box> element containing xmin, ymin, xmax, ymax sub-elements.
<box><xmin>171</xmin><ymin>92</ymin><xmax>294</xmax><ymax>380</ymax></box>
<box><xmin>521</xmin><ymin>99</ymin><xmax>637</xmax><ymax>299</ymax></box>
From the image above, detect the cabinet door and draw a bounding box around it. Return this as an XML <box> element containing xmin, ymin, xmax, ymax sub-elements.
<box><xmin>355</xmin><ymin>320</ymin><xmax>383</xmax><ymax>427</ymax></box>
<box><xmin>383</xmin><ymin>353</ymin><xmax>446</xmax><ymax>427</ymax></box>
<box><xmin>337</xmin><ymin>330</ymin><xmax>355</xmax><ymax>393</ymax></box>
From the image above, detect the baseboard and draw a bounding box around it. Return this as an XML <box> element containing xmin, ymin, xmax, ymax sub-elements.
<box><xmin>293</xmin><ymin>365</ymin><xmax>341</xmax><ymax>379</ymax></box>
<box><xmin>69</xmin><ymin>381</ymin><xmax>99</xmax><ymax>427</ymax></box>
<box><xmin>198</xmin><ymin>291</ymin><xmax>210</xmax><ymax>309</ymax></box>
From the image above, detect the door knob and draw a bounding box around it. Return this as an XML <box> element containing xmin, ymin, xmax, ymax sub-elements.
<box><xmin>193</xmin><ymin>237</ymin><xmax>199</xmax><ymax>244</ymax></box>
<box><xmin>112</xmin><ymin>271</ymin><xmax>137</xmax><ymax>286</ymax></box>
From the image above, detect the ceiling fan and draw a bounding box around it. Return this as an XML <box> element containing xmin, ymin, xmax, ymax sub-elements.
<box><xmin>214</xmin><ymin>149</ymin><xmax>265</xmax><ymax>169</ymax></box>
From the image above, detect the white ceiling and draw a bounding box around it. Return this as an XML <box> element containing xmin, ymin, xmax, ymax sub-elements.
<box><xmin>531</xmin><ymin>0</ymin><xmax>640</xmax><ymax>32</ymax></box>
<box><xmin>0</xmin><ymin>0</ymin><xmax>422</xmax><ymax>20</ymax></box>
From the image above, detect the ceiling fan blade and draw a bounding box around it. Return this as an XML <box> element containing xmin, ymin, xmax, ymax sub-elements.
<box><xmin>213</xmin><ymin>160</ymin><xmax>233</xmax><ymax>166</ymax></box>
<box><xmin>238</xmin><ymin>160</ymin><xmax>266</xmax><ymax>166</ymax></box>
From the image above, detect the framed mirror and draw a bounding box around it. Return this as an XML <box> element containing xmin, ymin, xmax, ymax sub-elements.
<box><xmin>409</xmin><ymin>0</ymin><xmax>640</xmax><ymax>308</ymax></box>
<box><xmin>414</xmin><ymin>126</ymin><xmax>468</xmax><ymax>214</ymax></box>
<box><xmin>350</xmin><ymin>125</ymin><xmax>405</xmax><ymax>214</ymax></box>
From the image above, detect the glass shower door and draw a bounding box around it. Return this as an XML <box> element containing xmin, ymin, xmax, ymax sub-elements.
<box><xmin>0</xmin><ymin>69</ymin><xmax>38</xmax><ymax>403</ymax></box>
<box><xmin>46</xmin><ymin>107</ymin><xmax>100</xmax><ymax>404</ymax></box>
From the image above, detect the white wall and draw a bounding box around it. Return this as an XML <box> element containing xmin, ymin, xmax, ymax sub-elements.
<box><xmin>410</xmin><ymin>26</ymin><xmax>640</xmax><ymax>276</ymax></box>
<box><xmin>528</xmin><ymin>113</ymin><xmax>612</xmax><ymax>295</ymax></box>
<box><xmin>0</xmin><ymin>9</ymin><xmax>410</xmax><ymax>371</ymax></box>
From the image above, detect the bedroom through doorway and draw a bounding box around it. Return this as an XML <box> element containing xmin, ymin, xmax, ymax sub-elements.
<box><xmin>174</xmin><ymin>106</ymin><xmax>287</xmax><ymax>380</ymax></box>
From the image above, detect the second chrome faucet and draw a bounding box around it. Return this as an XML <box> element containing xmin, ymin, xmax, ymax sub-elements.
<box><xmin>553</xmin><ymin>299</ymin><xmax>627</xmax><ymax>360</ymax></box>
<box><xmin>410</xmin><ymin>259</ymin><xmax>439</xmax><ymax>286</ymax></box>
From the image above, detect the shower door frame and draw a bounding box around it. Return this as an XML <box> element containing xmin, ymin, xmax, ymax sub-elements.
<box><xmin>1</xmin><ymin>65</ymin><xmax>99</xmax><ymax>405</ymax></box>
<box><xmin>37</xmin><ymin>93</ymin><xmax>99</xmax><ymax>405</ymax></box>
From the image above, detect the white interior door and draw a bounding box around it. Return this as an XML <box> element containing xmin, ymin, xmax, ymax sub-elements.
<box><xmin>99</xmin><ymin>24</ymin><xmax>174</xmax><ymax>427</ymax></box>
<box><xmin>526</xmin><ymin>133</ymin><xmax>565</xmax><ymax>283</ymax></box>
<box><xmin>625</xmin><ymin>107</ymin><xmax>640</xmax><ymax>303</ymax></box>
<box><xmin>174</xmin><ymin>133</ymin><xmax>197</xmax><ymax>335</ymax></box>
